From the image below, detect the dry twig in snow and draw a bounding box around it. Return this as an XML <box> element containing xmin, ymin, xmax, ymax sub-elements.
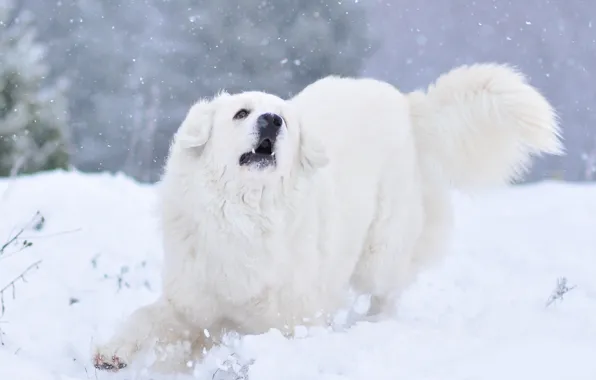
<box><xmin>546</xmin><ymin>277</ymin><xmax>576</xmax><ymax>307</ymax></box>
<box><xmin>0</xmin><ymin>260</ymin><xmax>43</xmax><ymax>318</ymax></box>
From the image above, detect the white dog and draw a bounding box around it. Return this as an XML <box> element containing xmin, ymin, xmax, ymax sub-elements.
<box><xmin>93</xmin><ymin>63</ymin><xmax>563</xmax><ymax>373</ymax></box>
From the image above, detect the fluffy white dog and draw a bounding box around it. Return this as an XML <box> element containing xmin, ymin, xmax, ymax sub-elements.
<box><xmin>93</xmin><ymin>63</ymin><xmax>563</xmax><ymax>373</ymax></box>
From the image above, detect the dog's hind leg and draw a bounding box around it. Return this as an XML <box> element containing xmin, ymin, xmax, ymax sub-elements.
<box><xmin>92</xmin><ymin>297</ymin><xmax>203</xmax><ymax>374</ymax></box>
<box><xmin>350</xmin><ymin>165</ymin><xmax>425</xmax><ymax>321</ymax></box>
<box><xmin>353</xmin><ymin>164</ymin><xmax>454</xmax><ymax>321</ymax></box>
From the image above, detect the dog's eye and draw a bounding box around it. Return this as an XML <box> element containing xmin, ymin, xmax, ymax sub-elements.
<box><xmin>233</xmin><ymin>109</ymin><xmax>250</xmax><ymax>120</ymax></box>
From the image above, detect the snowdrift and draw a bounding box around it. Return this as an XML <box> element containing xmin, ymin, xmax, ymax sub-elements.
<box><xmin>0</xmin><ymin>170</ymin><xmax>595</xmax><ymax>380</ymax></box>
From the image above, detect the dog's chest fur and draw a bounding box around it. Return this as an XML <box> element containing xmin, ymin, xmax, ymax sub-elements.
<box><xmin>197</xmin><ymin>194</ymin><xmax>331</xmax><ymax>330</ymax></box>
<box><xmin>161</xmin><ymin>167</ymin><xmax>326</xmax><ymax>327</ymax></box>
<box><xmin>195</xmin><ymin>187</ymin><xmax>297</xmax><ymax>304</ymax></box>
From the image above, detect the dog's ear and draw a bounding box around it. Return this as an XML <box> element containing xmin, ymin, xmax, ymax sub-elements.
<box><xmin>300</xmin><ymin>128</ymin><xmax>329</xmax><ymax>174</ymax></box>
<box><xmin>175</xmin><ymin>98</ymin><xmax>217</xmax><ymax>149</ymax></box>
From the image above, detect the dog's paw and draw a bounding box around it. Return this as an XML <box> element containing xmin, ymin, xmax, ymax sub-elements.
<box><xmin>93</xmin><ymin>341</ymin><xmax>137</xmax><ymax>372</ymax></box>
<box><xmin>93</xmin><ymin>352</ymin><xmax>128</xmax><ymax>372</ymax></box>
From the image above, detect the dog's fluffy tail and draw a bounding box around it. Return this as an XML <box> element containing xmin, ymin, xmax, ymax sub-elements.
<box><xmin>408</xmin><ymin>63</ymin><xmax>564</xmax><ymax>191</ymax></box>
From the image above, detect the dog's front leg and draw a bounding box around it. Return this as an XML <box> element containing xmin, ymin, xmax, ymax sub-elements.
<box><xmin>92</xmin><ymin>296</ymin><xmax>201</xmax><ymax>374</ymax></box>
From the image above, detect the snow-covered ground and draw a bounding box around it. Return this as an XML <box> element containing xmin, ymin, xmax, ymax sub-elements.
<box><xmin>0</xmin><ymin>170</ymin><xmax>595</xmax><ymax>380</ymax></box>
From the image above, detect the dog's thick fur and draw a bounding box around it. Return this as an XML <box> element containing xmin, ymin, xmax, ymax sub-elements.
<box><xmin>93</xmin><ymin>63</ymin><xmax>563</xmax><ymax>373</ymax></box>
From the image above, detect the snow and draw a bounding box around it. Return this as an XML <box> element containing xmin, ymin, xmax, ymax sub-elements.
<box><xmin>1</xmin><ymin>170</ymin><xmax>595</xmax><ymax>380</ymax></box>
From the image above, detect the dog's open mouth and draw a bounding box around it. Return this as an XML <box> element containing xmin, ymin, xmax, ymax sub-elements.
<box><xmin>239</xmin><ymin>138</ymin><xmax>276</xmax><ymax>167</ymax></box>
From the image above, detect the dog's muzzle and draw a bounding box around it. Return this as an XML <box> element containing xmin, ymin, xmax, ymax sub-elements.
<box><xmin>239</xmin><ymin>113</ymin><xmax>283</xmax><ymax>167</ymax></box>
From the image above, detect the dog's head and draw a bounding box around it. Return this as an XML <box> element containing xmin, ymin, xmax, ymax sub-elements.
<box><xmin>172</xmin><ymin>91</ymin><xmax>328</xmax><ymax>183</ymax></box>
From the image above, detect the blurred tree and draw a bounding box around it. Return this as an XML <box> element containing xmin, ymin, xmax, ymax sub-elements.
<box><xmin>158</xmin><ymin>0</ymin><xmax>375</xmax><ymax>97</ymax></box>
<box><xmin>0</xmin><ymin>0</ymin><xmax>70</xmax><ymax>177</ymax></box>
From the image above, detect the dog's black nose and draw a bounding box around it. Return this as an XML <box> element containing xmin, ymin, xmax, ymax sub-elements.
<box><xmin>257</xmin><ymin>113</ymin><xmax>283</xmax><ymax>137</ymax></box>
